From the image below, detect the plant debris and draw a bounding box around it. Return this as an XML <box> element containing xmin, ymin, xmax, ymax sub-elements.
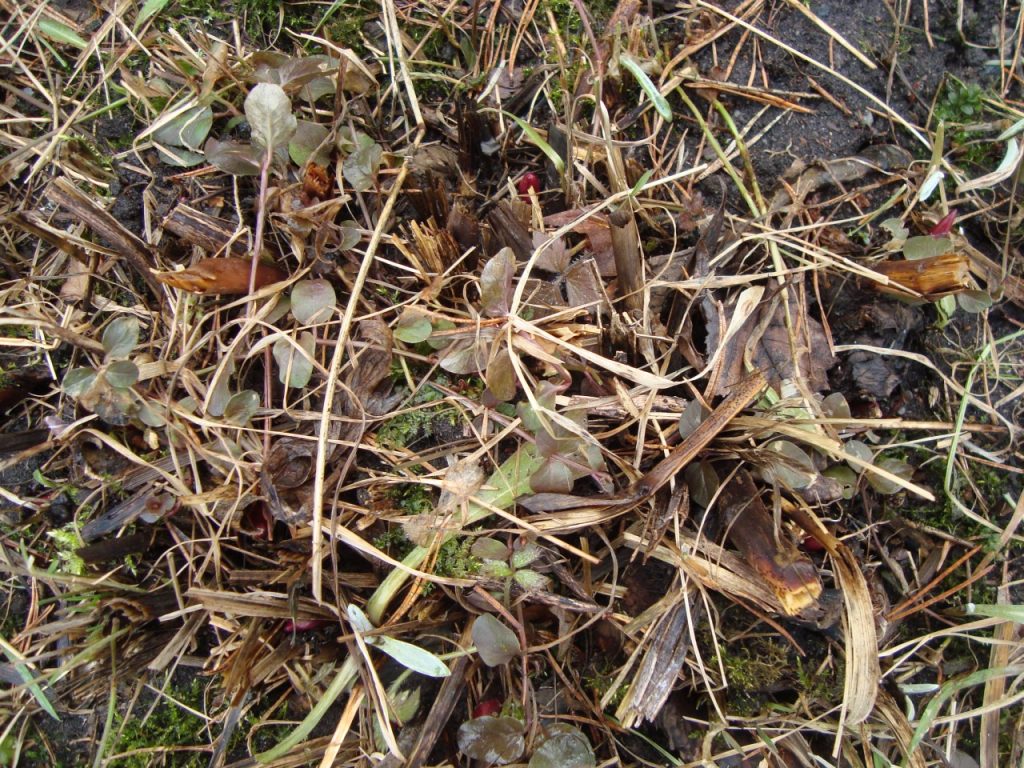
<box><xmin>1</xmin><ymin>1</ymin><xmax>1023</xmax><ymax>767</ymax></box>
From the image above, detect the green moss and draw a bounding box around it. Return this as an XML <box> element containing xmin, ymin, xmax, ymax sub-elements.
<box><xmin>110</xmin><ymin>679</ymin><xmax>209</xmax><ymax>768</ymax></box>
<box><xmin>720</xmin><ymin>639</ymin><xmax>787</xmax><ymax>693</ymax></box>
<box><xmin>376</xmin><ymin>389</ymin><xmax>458</xmax><ymax>450</ymax></box>
<box><xmin>433</xmin><ymin>536</ymin><xmax>479</xmax><ymax>579</ymax></box>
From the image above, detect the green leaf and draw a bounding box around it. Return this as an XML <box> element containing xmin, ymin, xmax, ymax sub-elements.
<box><xmin>485</xmin><ymin>345</ymin><xmax>517</xmax><ymax>402</ymax></box>
<box><xmin>105</xmin><ymin>360</ymin><xmax>139</xmax><ymax>389</ymax></box>
<box><xmin>343</xmin><ymin>133</ymin><xmax>383</xmax><ymax>192</ymax></box>
<box><xmin>530</xmin><ymin>456</ymin><xmax>574</xmax><ymax>493</ymax></box>
<box><xmin>273</xmin><ymin>332</ymin><xmax>316</xmax><ymax>389</ymax></box>
<box><xmin>372</xmin><ymin>636</ymin><xmax>451</xmax><ymax>678</ymax></box>
<box><xmin>619</xmin><ymin>53</ymin><xmax>672</xmax><ymax>122</ymax></box>
<box><xmin>223</xmin><ymin>390</ymin><xmax>260</xmax><ymax>425</ymax></box>
<box><xmin>513</xmin><ymin>569</ymin><xmax>550</xmax><ymax>591</ymax></box>
<box><xmin>510</xmin><ymin>542</ymin><xmax>542</xmax><ymax>569</ymax></box>
<box><xmin>957</xmin><ymin>290</ymin><xmax>993</xmax><ymax>314</ymax></box>
<box><xmin>823</xmin><ymin>465</ymin><xmax>857</xmax><ymax>500</ymax></box>
<box><xmin>880</xmin><ymin>217</ymin><xmax>909</xmax><ymax>242</ymax></box>
<box><xmin>821</xmin><ymin>392</ymin><xmax>851</xmax><ymax>419</ymax></box>
<box><xmin>63</xmin><ymin>367</ymin><xmax>97</xmax><ymax>399</ymax></box>
<box><xmin>394</xmin><ymin>309</ymin><xmax>433</xmax><ymax>344</ymax></box>
<box><xmin>92</xmin><ymin>385</ymin><xmax>137</xmax><ymax>426</ymax></box>
<box><xmin>102</xmin><ymin>316</ymin><xmax>139</xmax><ymax>359</ymax></box>
<box><xmin>290</xmin><ymin>279</ymin><xmax>336</xmax><ymax>325</ymax></box>
<box><xmin>866</xmin><ymin>456</ymin><xmax>914</xmax><ymax>495</ymax></box>
<box><xmin>760</xmin><ymin>440</ymin><xmax>817</xmax><ymax>489</ymax></box>
<box><xmin>153</xmin><ymin>104</ymin><xmax>213</xmax><ymax>151</ymax></box>
<box><xmin>457</xmin><ymin>716</ymin><xmax>525</xmax><ymax>764</ymax></box>
<box><xmin>244</xmin><ymin>83</ymin><xmax>297</xmax><ymax>152</ymax></box>
<box><xmin>346</xmin><ymin>604</ymin><xmax>375</xmax><ymax>633</ymax></box>
<box><xmin>843</xmin><ymin>440</ymin><xmax>874</xmax><ymax>472</ymax></box>
<box><xmin>964</xmin><ymin>603</ymin><xmax>1024</xmax><ymax>622</ymax></box>
<box><xmin>0</xmin><ymin>637</ymin><xmax>60</xmax><ymax>721</ymax></box>
<box><xmin>134</xmin><ymin>0</ymin><xmax>172</xmax><ymax>29</ymax></box>
<box><xmin>205</xmin><ymin>138</ymin><xmax>262</xmax><ymax>176</ymax></box>
<box><xmin>677</xmin><ymin>399</ymin><xmax>707</xmax><ymax>439</ymax></box>
<box><xmin>288</xmin><ymin>119</ymin><xmax>330</xmax><ymax>166</ymax></box>
<box><xmin>471</xmin><ymin>537</ymin><xmax>510</xmax><ymax>562</ymax></box>
<box><xmin>903</xmin><ymin>235</ymin><xmax>953</xmax><ymax>261</ymax></box>
<box><xmin>472</xmin><ymin>614</ymin><xmax>519</xmax><ymax>666</ymax></box>
<box><xmin>256</xmin><ymin>657</ymin><xmax>358</xmax><ymax>763</ymax></box>
<box><xmin>503</xmin><ymin>112</ymin><xmax>565</xmax><ymax>174</ymax></box>
<box><xmin>37</xmin><ymin>18</ymin><xmax>88</xmax><ymax>49</ymax></box>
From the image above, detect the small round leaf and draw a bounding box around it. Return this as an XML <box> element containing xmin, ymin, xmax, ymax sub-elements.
<box><xmin>472</xmin><ymin>614</ymin><xmax>519</xmax><ymax>667</ymax></box>
<box><xmin>224</xmin><ymin>390</ymin><xmax>260</xmax><ymax>425</ymax></box>
<box><xmin>529</xmin><ymin>727</ymin><xmax>595</xmax><ymax>768</ymax></box>
<box><xmin>291</xmin><ymin>279</ymin><xmax>336</xmax><ymax>325</ymax></box>
<box><xmin>471</xmin><ymin>537</ymin><xmax>510</xmax><ymax>562</ymax></box>
<box><xmin>63</xmin><ymin>367</ymin><xmax>97</xmax><ymax>399</ymax></box>
<box><xmin>457</xmin><ymin>716</ymin><xmax>525</xmax><ymax>764</ymax></box>
<box><xmin>105</xmin><ymin>360</ymin><xmax>140</xmax><ymax>389</ymax></box>
<box><xmin>102</xmin><ymin>316</ymin><xmax>140</xmax><ymax>359</ymax></box>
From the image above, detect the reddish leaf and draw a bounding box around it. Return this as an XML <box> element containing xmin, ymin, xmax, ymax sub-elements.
<box><xmin>156</xmin><ymin>258</ymin><xmax>286</xmax><ymax>294</ymax></box>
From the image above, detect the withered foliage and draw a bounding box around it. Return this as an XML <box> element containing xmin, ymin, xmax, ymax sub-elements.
<box><xmin>1</xmin><ymin>1</ymin><xmax>1022</xmax><ymax>767</ymax></box>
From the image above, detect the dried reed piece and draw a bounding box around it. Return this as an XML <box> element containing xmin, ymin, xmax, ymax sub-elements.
<box><xmin>869</xmin><ymin>253</ymin><xmax>971</xmax><ymax>300</ymax></box>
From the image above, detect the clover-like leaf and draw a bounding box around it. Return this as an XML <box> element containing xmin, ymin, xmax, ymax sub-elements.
<box><xmin>288</xmin><ymin>119</ymin><xmax>330</xmax><ymax>166</ymax></box>
<box><xmin>821</xmin><ymin>392</ymin><xmax>851</xmax><ymax>419</ymax></box>
<box><xmin>394</xmin><ymin>308</ymin><xmax>433</xmax><ymax>344</ymax></box>
<box><xmin>290</xmin><ymin>279</ymin><xmax>336</xmax><ymax>324</ymax></box>
<box><xmin>92</xmin><ymin>385</ymin><xmax>137</xmax><ymax>426</ymax></box>
<box><xmin>677</xmin><ymin>399</ymin><xmax>708</xmax><ymax>439</ymax></box>
<box><xmin>866</xmin><ymin>456</ymin><xmax>914</xmax><ymax>495</ymax></box>
<box><xmin>472</xmin><ymin>614</ymin><xmax>519</xmax><ymax>667</ymax></box>
<box><xmin>513</xmin><ymin>569</ymin><xmax>550</xmax><ymax>591</ymax></box>
<box><xmin>223</xmin><ymin>390</ymin><xmax>260</xmax><ymax>426</ymax></box>
<box><xmin>273</xmin><ymin>332</ymin><xmax>316</xmax><ymax>389</ymax></box>
<box><xmin>105</xmin><ymin>360</ymin><xmax>140</xmax><ymax>389</ymax></box>
<box><xmin>245</xmin><ymin>83</ymin><xmax>297</xmax><ymax>152</ymax></box>
<box><xmin>102</xmin><ymin>316</ymin><xmax>139</xmax><ymax>359</ymax></box>
<box><xmin>471</xmin><ymin>537</ymin><xmax>510</xmax><ymax>562</ymax></box>
<box><xmin>957</xmin><ymin>290</ymin><xmax>993</xmax><ymax>313</ymax></box>
<box><xmin>843</xmin><ymin>439</ymin><xmax>874</xmax><ymax>472</ymax></box>
<box><xmin>343</xmin><ymin>132</ymin><xmax>383</xmax><ymax>192</ymax></box>
<box><xmin>63</xmin><ymin>368</ymin><xmax>97</xmax><ymax>399</ymax></box>
<box><xmin>530</xmin><ymin>456</ymin><xmax>574</xmax><ymax>494</ymax></box>
<box><xmin>485</xmin><ymin>345</ymin><xmax>517</xmax><ymax>403</ymax></box>
<box><xmin>457</xmin><ymin>716</ymin><xmax>525</xmax><ymax>765</ymax></box>
<box><xmin>510</xmin><ymin>541</ymin><xmax>542</xmax><ymax>570</ymax></box>
<box><xmin>823</xmin><ymin>465</ymin><xmax>857</xmax><ymax>500</ymax></box>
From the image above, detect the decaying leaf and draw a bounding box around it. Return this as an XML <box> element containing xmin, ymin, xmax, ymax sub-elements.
<box><xmin>155</xmin><ymin>258</ymin><xmax>286</xmax><ymax>294</ymax></box>
<box><xmin>706</xmin><ymin>284</ymin><xmax>835</xmax><ymax>396</ymax></box>
<box><xmin>719</xmin><ymin>471</ymin><xmax>822</xmax><ymax>615</ymax></box>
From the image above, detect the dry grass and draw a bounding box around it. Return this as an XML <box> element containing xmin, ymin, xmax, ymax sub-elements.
<box><xmin>1</xmin><ymin>0</ymin><xmax>1023</xmax><ymax>766</ymax></box>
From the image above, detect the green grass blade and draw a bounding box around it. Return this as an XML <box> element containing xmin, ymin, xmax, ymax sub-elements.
<box><xmin>135</xmin><ymin>0</ymin><xmax>172</xmax><ymax>30</ymax></box>
<box><xmin>619</xmin><ymin>54</ymin><xmax>672</xmax><ymax>123</ymax></box>
<box><xmin>37</xmin><ymin>18</ymin><xmax>88</xmax><ymax>49</ymax></box>
<box><xmin>255</xmin><ymin>656</ymin><xmax>358</xmax><ymax>763</ymax></box>
<box><xmin>0</xmin><ymin>637</ymin><xmax>60</xmax><ymax>721</ymax></box>
<box><xmin>503</xmin><ymin>112</ymin><xmax>565</xmax><ymax>174</ymax></box>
